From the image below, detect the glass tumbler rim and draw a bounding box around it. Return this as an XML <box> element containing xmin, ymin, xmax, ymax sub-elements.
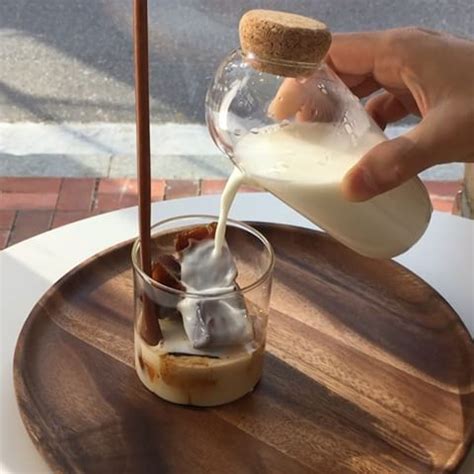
<box><xmin>131</xmin><ymin>214</ymin><xmax>275</xmax><ymax>300</ymax></box>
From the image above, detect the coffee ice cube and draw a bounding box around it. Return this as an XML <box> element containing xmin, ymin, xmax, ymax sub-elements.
<box><xmin>180</xmin><ymin>239</ymin><xmax>237</xmax><ymax>292</ymax></box>
<box><xmin>179</xmin><ymin>296</ymin><xmax>253</xmax><ymax>349</ymax></box>
<box><xmin>175</xmin><ymin>222</ymin><xmax>217</xmax><ymax>252</ymax></box>
<box><xmin>175</xmin><ymin>229</ymin><xmax>253</xmax><ymax>349</ymax></box>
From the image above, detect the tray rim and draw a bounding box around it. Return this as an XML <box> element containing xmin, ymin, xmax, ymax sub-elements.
<box><xmin>13</xmin><ymin>221</ymin><xmax>474</xmax><ymax>473</ymax></box>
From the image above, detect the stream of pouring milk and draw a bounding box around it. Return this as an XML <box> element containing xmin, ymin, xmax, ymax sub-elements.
<box><xmin>214</xmin><ymin>168</ymin><xmax>245</xmax><ymax>255</ymax></box>
<box><xmin>214</xmin><ymin>121</ymin><xmax>431</xmax><ymax>259</ymax></box>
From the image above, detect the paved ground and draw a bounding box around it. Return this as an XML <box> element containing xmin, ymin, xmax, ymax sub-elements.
<box><xmin>0</xmin><ymin>1</ymin><xmax>471</xmax><ymax>179</ymax></box>
<box><xmin>0</xmin><ymin>122</ymin><xmax>465</xmax><ymax>180</ymax></box>
<box><xmin>1</xmin><ymin>0</ymin><xmax>472</xmax><ymax>123</ymax></box>
<box><xmin>0</xmin><ymin>177</ymin><xmax>462</xmax><ymax>249</ymax></box>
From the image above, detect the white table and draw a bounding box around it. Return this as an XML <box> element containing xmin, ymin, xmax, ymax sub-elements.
<box><xmin>1</xmin><ymin>193</ymin><xmax>473</xmax><ymax>473</ymax></box>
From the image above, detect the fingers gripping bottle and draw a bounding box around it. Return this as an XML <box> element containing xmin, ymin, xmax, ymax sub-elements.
<box><xmin>206</xmin><ymin>10</ymin><xmax>432</xmax><ymax>259</ymax></box>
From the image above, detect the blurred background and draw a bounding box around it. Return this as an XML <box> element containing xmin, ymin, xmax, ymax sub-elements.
<box><xmin>0</xmin><ymin>1</ymin><xmax>472</xmax><ymax>248</ymax></box>
<box><xmin>0</xmin><ymin>0</ymin><xmax>472</xmax><ymax>178</ymax></box>
<box><xmin>1</xmin><ymin>0</ymin><xmax>472</xmax><ymax>124</ymax></box>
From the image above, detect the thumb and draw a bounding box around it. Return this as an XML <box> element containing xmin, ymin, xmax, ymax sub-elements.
<box><xmin>341</xmin><ymin>112</ymin><xmax>453</xmax><ymax>201</ymax></box>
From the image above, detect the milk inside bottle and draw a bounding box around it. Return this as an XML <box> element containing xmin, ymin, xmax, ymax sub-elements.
<box><xmin>233</xmin><ymin>121</ymin><xmax>431</xmax><ymax>258</ymax></box>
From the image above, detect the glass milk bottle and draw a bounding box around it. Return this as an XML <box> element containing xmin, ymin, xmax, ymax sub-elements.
<box><xmin>205</xmin><ymin>10</ymin><xmax>432</xmax><ymax>259</ymax></box>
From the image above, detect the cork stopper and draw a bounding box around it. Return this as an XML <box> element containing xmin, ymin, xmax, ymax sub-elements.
<box><xmin>239</xmin><ymin>10</ymin><xmax>331</xmax><ymax>77</ymax></box>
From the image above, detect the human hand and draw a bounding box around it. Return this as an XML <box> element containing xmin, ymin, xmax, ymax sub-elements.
<box><xmin>271</xmin><ymin>28</ymin><xmax>474</xmax><ymax>201</ymax></box>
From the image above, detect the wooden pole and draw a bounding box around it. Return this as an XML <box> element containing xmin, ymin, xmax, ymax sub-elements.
<box><xmin>133</xmin><ymin>0</ymin><xmax>162</xmax><ymax>343</ymax></box>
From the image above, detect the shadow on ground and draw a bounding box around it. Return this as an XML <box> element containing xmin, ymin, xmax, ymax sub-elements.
<box><xmin>1</xmin><ymin>0</ymin><xmax>472</xmax><ymax>123</ymax></box>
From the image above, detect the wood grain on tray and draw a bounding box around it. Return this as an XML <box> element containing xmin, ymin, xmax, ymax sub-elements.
<box><xmin>14</xmin><ymin>223</ymin><xmax>474</xmax><ymax>473</ymax></box>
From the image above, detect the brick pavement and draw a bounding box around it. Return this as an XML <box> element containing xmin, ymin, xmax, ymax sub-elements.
<box><xmin>0</xmin><ymin>178</ymin><xmax>463</xmax><ymax>249</ymax></box>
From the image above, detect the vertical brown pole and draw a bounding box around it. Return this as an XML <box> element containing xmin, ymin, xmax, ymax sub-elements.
<box><xmin>133</xmin><ymin>0</ymin><xmax>162</xmax><ymax>343</ymax></box>
<box><xmin>134</xmin><ymin>0</ymin><xmax>151</xmax><ymax>276</ymax></box>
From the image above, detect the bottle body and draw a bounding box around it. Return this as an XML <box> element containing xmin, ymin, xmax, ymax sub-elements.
<box><xmin>206</xmin><ymin>50</ymin><xmax>432</xmax><ymax>258</ymax></box>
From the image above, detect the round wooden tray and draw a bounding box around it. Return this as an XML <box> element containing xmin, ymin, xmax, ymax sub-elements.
<box><xmin>14</xmin><ymin>223</ymin><xmax>474</xmax><ymax>473</ymax></box>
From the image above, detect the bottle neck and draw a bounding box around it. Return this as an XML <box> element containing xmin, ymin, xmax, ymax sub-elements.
<box><xmin>241</xmin><ymin>49</ymin><xmax>322</xmax><ymax>78</ymax></box>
